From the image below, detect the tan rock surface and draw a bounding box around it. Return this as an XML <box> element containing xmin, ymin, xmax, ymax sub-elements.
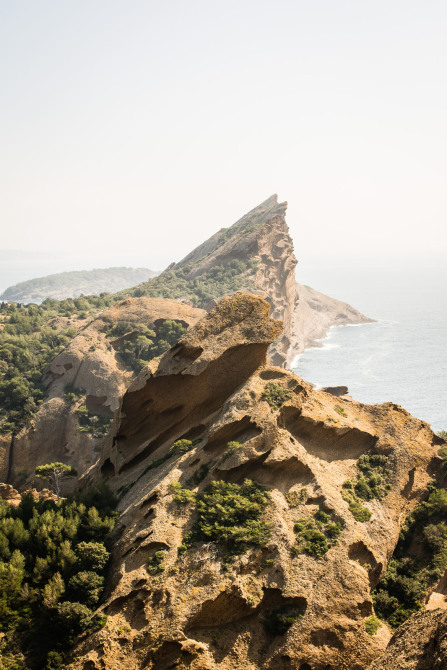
<box><xmin>5</xmin><ymin>298</ymin><xmax>204</xmax><ymax>486</ymax></box>
<box><xmin>369</xmin><ymin>609</ymin><xmax>447</xmax><ymax>669</ymax></box>
<box><xmin>172</xmin><ymin>195</ymin><xmax>372</xmax><ymax>368</ymax></box>
<box><xmin>67</xmin><ymin>293</ymin><xmax>439</xmax><ymax>670</ymax></box>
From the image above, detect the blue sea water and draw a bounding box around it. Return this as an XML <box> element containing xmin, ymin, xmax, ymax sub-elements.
<box><xmin>292</xmin><ymin>257</ymin><xmax>447</xmax><ymax>434</ymax></box>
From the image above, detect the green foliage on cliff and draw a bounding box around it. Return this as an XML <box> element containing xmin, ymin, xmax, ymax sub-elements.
<box><xmin>0</xmin><ymin>487</ymin><xmax>116</xmax><ymax>669</ymax></box>
<box><xmin>0</xmin><ymin>297</ymin><xmax>115</xmax><ymax>435</ymax></box>
<box><xmin>102</xmin><ymin>318</ymin><xmax>187</xmax><ymax>373</ymax></box>
<box><xmin>261</xmin><ymin>382</ymin><xmax>293</xmax><ymax>410</ymax></box>
<box><xmin>373</xmin><ymin>485</ymin><xmax>447</xmax><ymax>628</ymax></box>
<box><xmin>174</xmin><ymin>479</ymin><xmax>271</xmax><ymax>557</ymax></box>
<box><xmin>292</xmin><ymin>509</ymin><xmax>343</xmax><ymax>558</ymax></box>
<box><xmin>342</xmin><ymin>453</ymin><xmax>392</xmax><ymax>522</ymax></box>
<box><xmin>0</xmin><ymin>256</ymin><xmax>254</xmax><ymax>435</ymax></box>
<box><xmin>127</xmin><ymin>259</ymin><xmax>256</xmax><ymax>307</ymax></box>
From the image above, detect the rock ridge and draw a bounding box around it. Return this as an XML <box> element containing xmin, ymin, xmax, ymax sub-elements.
<box><xmin>68</xmin><ymin>293</ymin><xmax>439</xmax><ymax>670</ymax></box>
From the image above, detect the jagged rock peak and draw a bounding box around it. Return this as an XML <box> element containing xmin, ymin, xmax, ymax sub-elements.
<box><xmin>173</xmin><ymin>194</ymin><xmax>288</xmax><ymax>270</ymax></box>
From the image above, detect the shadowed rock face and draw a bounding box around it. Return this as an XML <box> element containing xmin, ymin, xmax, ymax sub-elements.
<box><xmin>369</xmin><ymin>610</ymin><xmax>447</xmax><ymax>669</ymax></box>
<box><xmin>68</xmin><ymin>293</ymin><xmax>440</xmax><ymax>670</ymax></box>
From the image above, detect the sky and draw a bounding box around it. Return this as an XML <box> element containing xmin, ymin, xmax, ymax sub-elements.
<box><xmin>1</xmin><ymin>0</ymin><xmax>446</xmax><ymax>276</ymax></box>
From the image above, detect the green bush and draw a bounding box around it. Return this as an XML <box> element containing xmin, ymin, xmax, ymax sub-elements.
<box><xmin>147</xmin><ymin>551</ymin><xmax>166</xmax><ymax>575</ymax></box>
<box><xmin>342</xmin><ymin>453</ymin><xmax>391</xmax><ymax>522</ymax></box>
<box><xmin>75</xmin><ymin>541</ymin><xmax>110</xmax><ymax>572</ymax></box>
<box><xmin>261</xmin><ymin>383</ymin><xmax>293</xmax><ymax>410</ymax></box>
<box><xmin>293</xmin><ymin>509</ymin><xmax>343</xmax><ymax>558</ymax></box>
<box><xmin>177</xmin><ymin>479</ymin><xmax>271</xmax><ymax>557</ymax></box>
<box><xmin>169</xmin><ymin>439</ymin><xmax>194</xmax><ymax>456</ymax></box>
<box><xmin>170</xmin><ymin>482</ymin><xmax>197</xmax><ymax>505</ymax></box>
<box><xmin>373</xmin><ymin>485</ymin><xmax>447</xmax><ymax>627</ymax></box>
<box><xmin>74</xmin><ymin>404</ymin><xmax>113</xmax><ymax>438</ymax></box>
<box><xmin>364</xmin><ymin>615</ymin><xmax>381</xmax><ymax>635</ymax></box>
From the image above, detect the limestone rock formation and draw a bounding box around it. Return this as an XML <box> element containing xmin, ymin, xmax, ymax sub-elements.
<box><xmin>170</xmin><ymin>195</ymin><xmax>372</xmax><ymax>367</ymax></box>
<box><xmin>1</xmin><ymin>298</ymin><xmax>204</xmax><ymax>486</ymax></box>
<box><xmin>1</xmin><ymin>196</ymin><xmax>371</xmax><ymax>491</ymax></box>
<box><xmin>67</xmin><ymin>293</ymin><xmax>439</xmax><ymax>670</ymax></box>
<box><xmin>369</xmin><ymin>609</ymin><xmax>447</xmax><ymax>669</ymax></box>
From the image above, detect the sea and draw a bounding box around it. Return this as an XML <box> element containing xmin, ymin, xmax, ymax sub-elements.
<box><xmin>292</xmin><ymin>256</ymin><xmax>447</xmax><ymax>434</ymax></box>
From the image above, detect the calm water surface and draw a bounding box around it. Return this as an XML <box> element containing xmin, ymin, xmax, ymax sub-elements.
<box><xmin>293</xmin><ymin>258</ymin><xmax>447</xmax><ymax>433</ymax></box>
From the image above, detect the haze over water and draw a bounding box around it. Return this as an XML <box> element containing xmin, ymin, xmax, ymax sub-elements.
<box><xmin>293</xmin><ymin>257</ymin><xmax>447</xmax><ymax>434</ymax></box>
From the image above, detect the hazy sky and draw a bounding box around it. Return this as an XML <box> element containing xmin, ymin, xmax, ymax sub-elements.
<box><xmin>1</xmin><ymin>0</ymin><xmax>446</xmax><ymax>271</ymax></box>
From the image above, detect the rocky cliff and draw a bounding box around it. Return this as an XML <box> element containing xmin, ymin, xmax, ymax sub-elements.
<box><xmin>65</xmin><ymin>293</ymin><xmax>440</xmax><ymax>670</ymax></box>
<box><xmin>1</xmin><ymin>298</ymin><xmax>204</xmax><ymax>486</ymax></box>
<box><xmin>1</xmin><ymin>196</ymin><xmax>370</xmax><ymax>489</ymax></box>
<box><xmin>168</xmin><ymin>194</ymin><xmax>372</xmax><ymax>367</ymax></box>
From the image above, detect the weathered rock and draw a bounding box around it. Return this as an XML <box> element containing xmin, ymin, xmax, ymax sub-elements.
<box><xmin>68</xmin><ymin>293</ymin><xmax>439</xmax><ymax>670</ymax></box>
<box><xmin>369</xmin><ymin>609</ymin><xmax>447</xmax><ymax>669</ymax></box>
<box><xmin>172</xmin><ymin>195</ymin><xmax>372</xmax><ymax>368</ymax></box>
<box><xmin>3</xmin><ymin>298</ymin><xmax>204</xmax><ymax>486</ymax></box>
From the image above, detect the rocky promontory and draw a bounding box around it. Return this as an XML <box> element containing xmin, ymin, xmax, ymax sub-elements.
<box><xmin>66</xmin><ymin>293</ymin><xmax>440</xmax><ymax>670</ymax></box>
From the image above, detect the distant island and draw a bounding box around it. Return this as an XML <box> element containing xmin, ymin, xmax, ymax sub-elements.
<box><xmin>0</xmin><ymin>266</ymin><xmax>157</xmax><ymax>303</ymax></box>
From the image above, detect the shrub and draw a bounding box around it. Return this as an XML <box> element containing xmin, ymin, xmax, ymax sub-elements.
<box><xmin>261</xmin><ymin>383</ymin><xmax>293</xmax><ymax>410</ymax></box>
<box><xmin>75</xmin><ymin>541</ymin><xmax>110</xmax><ymax>572</ymax></box>
<box><xmin>364</xmin><ymin>615</ymin><xmax>381</xmax><ymax>635</ymax></box>
<box><xmin>169</xmin><ymin>439</ymin><xmax>194</xmax><ymax>456</ymax></box>
<box><xmin>285</xmin><ymin>488</ymin><xmax>308</xmax><ymax>508</ymax></box>
<box><xmin>170</xmin><ymin>482</ymin><xmax>197</xmax><ymax>505</ymax></box>
<box><xmin>147</xmin><ymin>551</ymin><xmax>167</xmax><ymax>575</ymax></box>
<box><xmin>68</xmin><ymin>571</ymin><xmax>104</xmax><ymax>608</ymax></box>
<box><xmin>334</xmin><ymin>404</ymin><xmax>347</xmax><ymax>417</ymax></box>
<box><xmin>373</xmin><ymin>485</ymin><xmax>447</xmax><ymax>627</ymax></box>
<box><xmin>342</xmin><ymin>453</ymin><xmax>391</xmax><ymax>522</ymax></box>
<box><xmin>293</xmin><ymin>509</ymin><xmax>343</xmax><ymax>558</ymax></box>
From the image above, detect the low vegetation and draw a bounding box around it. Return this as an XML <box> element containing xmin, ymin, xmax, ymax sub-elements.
<box><xmin>373</xmin><ymin>483</ymin><xmax>447</xmax><ymax>628</ymax></box>
<box><xmin>292</xmin><ymin>509</ymin><xmax>343</xmax><ymax>558</ymax></box>
<box><xmin>342</xmin><ymin>453</ymin><xmax>392</xmax><ymax>522</ymax></box>
<box><xmin>0</xmin><ymin>256</ymin><xmax>256</xmax><ymax>435</ymax></box>
<box><xmin>262</xmin><ymin>606</ymin><xmax>304</xmax><ymax>635</ymax></box>
<box><xmin>261</xmin><ymin>382</ymin><xmax>293</xmax><ymax>410</ymax></box>
<box><xmin>364</xmin><ymin>615</ymin><xmax>381</xmax><ymax>635</ymax></box>
<box><xmin>126</xmin><ymin>259</ymin><xmax>257</xmax><ymax>307</ymax></box>
<box><xmin>0</xmin><ymin>483</ymin><xmax>117</xmax><ymax>669</ymax></box>
<box><xmin>172</xmin><ymin>479</ymin><xmax>271</xmax><ymax>558</ymax></box>
<box><xmin>102</xmin><ymin>318</ymin><xmax>187</xmax><ymax>373</ymax></box>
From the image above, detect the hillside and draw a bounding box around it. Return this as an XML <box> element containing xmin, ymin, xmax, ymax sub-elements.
<box><xmin>119</xmin><ymin>195</ymin><xmax>373</xmax><ymax>366</ymax></box>
<box><xmin>0</xmin><ymin>266</ymin><xmax>157</xmax><ymax>303</ymax></box>
<box><xmin>64</xmin><ymin>293</ymin><xmax>444</xmax><ymax>670</ymax></box>
<box><xmin>0</xmin><ymin>292</ymin><xmax>445</xmax><ymax>668</ymax></box>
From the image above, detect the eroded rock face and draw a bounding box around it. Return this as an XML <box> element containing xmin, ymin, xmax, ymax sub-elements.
<box><xmin>68</xmin><ymin>293</ymin><xmax>439</xmax><ymax>670</ymax></box>
<box><xmin>369</xmin><ymin>610</ymin><xmax>447</xmax><ymax>669</ymax></box>
<box><xmin>4</xmin><ymin>298</ymin><xmax>204</xmax><ymax>486</ymax></box>
<box><xmin>172</xmin><ymin>194</ymin><xmax>372</xmax><ymax>368</ymax></box>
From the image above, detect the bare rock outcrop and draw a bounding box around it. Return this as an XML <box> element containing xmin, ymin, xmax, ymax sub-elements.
<box><xmin>67</xmin><ymin>293</ymin><xmax>439</xmax><ymax>670</ymax></box>
<box><xmin>369</xmin><ymin>609</ymin><xmax>447</xmax><ymax>669</ymax></box>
